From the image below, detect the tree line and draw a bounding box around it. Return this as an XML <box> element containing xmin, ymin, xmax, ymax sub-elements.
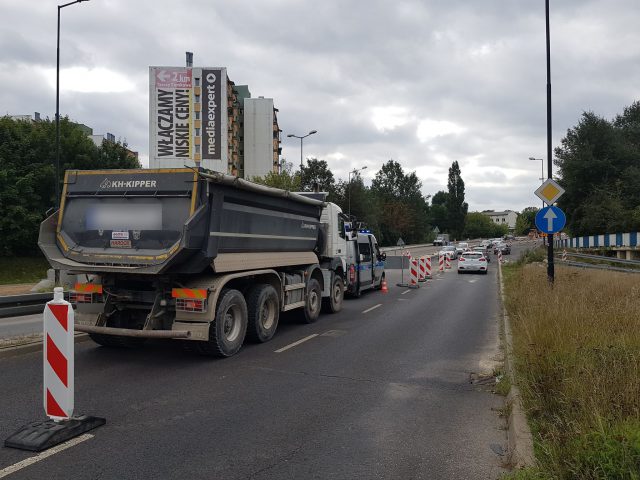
<box><xmin>253</xmin><ymin>158</ymin><xmax>509</xmax><ymax>246</ymax></box>
<box><xmin>555</xmin><ymin>101</ymin><xmax>640</xmax><ymax>236</ymax></box>
<box><xmin>0</xmin><ymin>116</ymin><xmax>140</xmax><ymax>256</ymax></box>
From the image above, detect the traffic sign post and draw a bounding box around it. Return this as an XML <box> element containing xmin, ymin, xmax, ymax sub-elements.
<box><xmin>535</xmin><ymin>206</ymin><xmax>566</xmax><ymax>235</ymax></box>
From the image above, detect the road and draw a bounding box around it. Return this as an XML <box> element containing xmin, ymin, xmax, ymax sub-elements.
<box><xmin>0</xmin><ymin>243</ymin><xmax>535</xmax><ymax>479</ymax></box>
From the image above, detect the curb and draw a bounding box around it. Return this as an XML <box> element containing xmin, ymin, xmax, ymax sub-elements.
<box><xmin>0</xmin><ymin>334</ymin><xmax>91</xmax><ymax>360</ymax></box>
<box><xmin>498</xmin><ymin>261</ymin><xmax>536</xmax><ymax>468</ymax></box>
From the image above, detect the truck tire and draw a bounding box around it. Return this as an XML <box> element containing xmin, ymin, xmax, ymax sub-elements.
<box><xmin>302</xmin><ymin>278</ymin><xmax>322</xmax><ymax>324</ymax></box>
<box><xmin>246</xmin><ymin>284</ymin><xmax>279</xmax><ymax>343</ymax></box>
<box><xmin>322</xmin><ymin>275</ymin><xmax>344</xmax><ymax>314</ymax></box>
<box><xmin>197</xmin><ymin>288</ymin><xmax>247</xmax><ymax>357</ymax></box>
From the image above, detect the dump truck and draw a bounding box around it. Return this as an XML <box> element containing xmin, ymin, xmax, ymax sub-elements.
<box><xmin>38</xmin><ymin>168</ymin><xmax>385</xmax><ymax>357</ymax></box>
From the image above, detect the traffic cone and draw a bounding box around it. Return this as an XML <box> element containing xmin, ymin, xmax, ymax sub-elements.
<box><xmin>381</xmin><ymin>279</ymin><xmax>388</xmax><ymax>293</ymax></box>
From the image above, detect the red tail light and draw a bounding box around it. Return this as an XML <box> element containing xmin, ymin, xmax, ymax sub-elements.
<box><xmin>459</xmin><ymin>257</ymin><xmax>466</xmax><ymax>261</ymax></box>
<box><xmin>349</xmin><ymin>264</ymin><xmax>356</xmax><ymax>283</ymax></box>
<box><xmin>479</xmin><ymin>258</ymin><xmax>486</xmax><ymax>262</ymax></box>
<box><xmin>69</xmin><ymin>292</ymin><xmax>102</xmax><ymax>304</ymax></box>
<box><xmin>176</xmin><ymin>298</ymin><xmax>206</xmax><ymax>312</ymax></box>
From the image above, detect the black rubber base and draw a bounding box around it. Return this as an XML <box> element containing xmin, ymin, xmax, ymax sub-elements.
<box><xmin>4</xmin><ymin>415</ymin><xmax>106</xmax><ymax>452</ymax></box>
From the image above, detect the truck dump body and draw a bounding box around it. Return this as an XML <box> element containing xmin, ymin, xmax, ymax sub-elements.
<box><xmin>39</xmin><ymin>168</ymin><xmax>324</xmax><ymax>275</ymax></box>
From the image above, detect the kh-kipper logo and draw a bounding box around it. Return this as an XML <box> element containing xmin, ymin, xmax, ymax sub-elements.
<box><xmin>99</xmin><ymin>178</ymin><xmax>158</xmax><ymax>189</ymax></box>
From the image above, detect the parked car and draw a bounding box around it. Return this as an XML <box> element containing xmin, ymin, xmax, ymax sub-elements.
<box><xmin>438</xmin><ymin>245</ymin><xmax>457</xmax><ymax>260</ymax></box>
<box><xmin>457</xmin><ymin>251</ymin><xmax>489</xmax><ymax>274</ymax></box>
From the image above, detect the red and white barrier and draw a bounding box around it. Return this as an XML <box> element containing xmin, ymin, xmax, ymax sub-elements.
<box><xmin>562</xmin><ymin>249</ymin><xmax>567</xmax><ymax>262</ymax></box>
<box><xmin>418</xmin><ymin>256</ymin><xmax>426</xmax><ymax>282</ymax></box>
<box><xmin>498</xmin><ymin>250</ymin><xmax>503</xmax><ymax>264</ymax></box>
<box><xmin>445</xmin><ymin>256</ymin><xmax>451</xmax><ymax>269</ymax></box>
<box><xmin>410</xmin><ymin>258</ymin><xmax>419</xmax><ymax>286</ymax></box>
<box><xmin>438</xmin><ymin>254</ymin><xmax>444</xmax><ymax>272</ymax></box>
<box><xmin>44</xmin><ymin>287</ymin><xmax>74</xmax><ymax>420</ymax></box>
<box><xmin>425</xmin><ymin>256</ymin><xmax>432</xmax><ymax>278</ymax></box>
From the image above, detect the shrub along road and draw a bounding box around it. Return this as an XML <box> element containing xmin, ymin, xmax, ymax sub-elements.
<box><xmin>0</xmin><ymin>248</ymin><xmax>534</xmax><ymax>479</ymax></box>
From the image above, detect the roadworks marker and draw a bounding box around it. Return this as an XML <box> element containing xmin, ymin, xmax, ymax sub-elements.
<box><xmin>4</xmin><ymin>288</ymin><xmax>105</xmax><ymax>452</ymax></box>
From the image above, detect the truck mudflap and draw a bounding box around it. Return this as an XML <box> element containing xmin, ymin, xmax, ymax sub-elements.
<box><xmin>76</xmin><ymin>324</ymin><xmax>191</xmax><ymax>339</ymax></box>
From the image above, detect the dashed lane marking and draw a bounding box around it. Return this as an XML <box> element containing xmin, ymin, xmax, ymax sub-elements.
<box><xmin>362</xmin><ymin>304</ymin><xmax>382</xmax><ymax>314</ymax></box>
<box><xmin>274</xmin><ymin>334</ymin><xmax>319</xmax><ymax>353</ymax></box>
<box><xmin>401</xmin><ymin>289</ymin><xmax>412</xmax><ymax>295</ymax></box>
<box><xmin>0</xmin><ymin>434</ymin><xmax>94</xmax><ymax>479</ymax></box>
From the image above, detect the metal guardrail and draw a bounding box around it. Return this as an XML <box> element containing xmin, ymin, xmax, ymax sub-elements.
<box><xmin>558</xmin><ymin>261</ymin><xmax>640</xmax><ymax>274</ymax></box>
<box><xmin>0</xmin><ymin>293</ymin><xmax>52</xmax><ymax>318</ymax></box>
<box><xmin>561</xmin><ymin>251</ymin><xmax>640</xmax><ymax>266</ymax></box>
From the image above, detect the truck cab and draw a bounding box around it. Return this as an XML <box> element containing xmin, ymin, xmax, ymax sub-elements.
<box><xmin>345</xmin><ymin>229</ymin><xmax>385</xmax><ymax>297</ymax></box>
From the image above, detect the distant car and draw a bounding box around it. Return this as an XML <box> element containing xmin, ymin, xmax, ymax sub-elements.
<box><xmin>473</xmin><ymin>246</ymin><xmax>491</xmax><ymax>261</ymax></box>
<box><xmin>438</xmin><ymin>245</ymin><xmax>457</xmax><ymax>260</ymax></box>
<box><xmin>457</xmin><ymin>251</ymin><xmax>488</xmax><ymax>274</ymax></box>
<box><xmin>494</xmin><ymin>243</ymin><xmax>511</xmax><ymax>255</ymax></box>
<box><xmin>455</xmin><ymin>242</ymin><xmax>469</xmax><ymax>257</ymax></box>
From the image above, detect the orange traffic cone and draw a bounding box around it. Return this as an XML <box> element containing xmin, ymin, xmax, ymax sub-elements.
<box><xmin>381</xmin><ymin>279</ymin><xmax>388</xmax><ymax>293</ymax></box>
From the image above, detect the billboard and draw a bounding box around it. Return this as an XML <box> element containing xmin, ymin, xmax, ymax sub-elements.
<box><xmin>149</xmin><ymin>67</ymin><xmax>227</xmax><ymax>171</ymax></box>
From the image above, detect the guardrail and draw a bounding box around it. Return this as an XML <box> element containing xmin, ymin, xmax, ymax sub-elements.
<box><xmin>561</xmin><ymin>252</ymin><xmax>640</xmax><ymax>266</ymax></box>
<box><xmin>0</xmin><ymin>293</ymin><xmax>52</xmax><ymax>318</ymax></box>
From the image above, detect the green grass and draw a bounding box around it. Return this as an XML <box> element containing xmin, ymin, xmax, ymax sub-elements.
<box><xmin>0</xmin><ymin>256</ymin><xmax>50</xmax><ymax>284</ymax></box>
<box><xmin>502</xmin><ymin>260</ymin><xmax>640</xmax><ymax>479</ymax></box>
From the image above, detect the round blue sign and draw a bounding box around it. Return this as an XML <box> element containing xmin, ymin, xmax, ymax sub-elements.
<box><xmin>535</xmin><ymin>206</ymin><xmax>566</xmax><ymax>234</ymax></box>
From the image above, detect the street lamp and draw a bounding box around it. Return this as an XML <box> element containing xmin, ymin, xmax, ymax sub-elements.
<box><xmin>287</xmin><ymin>130</ymin><xmax>317</xmax><ymax>188</ymax></box>
<box><xmin>56</xmin><ymin>0</ymin><xmax>90</xmax><ymax>208</ymax></box>
<box><xmin>348</xmin><ymin>166</ymin><xmax>367</xmax><ymax>220</ymax></box>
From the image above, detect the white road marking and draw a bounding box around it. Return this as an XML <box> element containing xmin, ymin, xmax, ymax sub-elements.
<box><xmin>362</xmin><ymin>304</ymin><xmax>382</xmax><ymax>314</ymax></box>
<box><xmin>401</xmin><ymin>289</ymin><xmax>412</xmax><ymax>295</ymax></box>
<box><xmin>468</xmin><ymin>279</ymin><xmax>478</xmax><ymax>283</ymax></box>
<box><xmin>274</xmin><ymin>334</ymin><xmax>319</xmax><ymax>353</ymax></box>
<box><xmin>0</xmin><ymin>433</ymin><xmax>94</xmax><ymax>479</ymax></box>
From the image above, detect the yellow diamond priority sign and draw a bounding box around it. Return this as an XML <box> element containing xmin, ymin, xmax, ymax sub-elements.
<box><xmin>534</xmin><ymin>178</ymin><xmax>565</xmax><ymax>205</ymax></box>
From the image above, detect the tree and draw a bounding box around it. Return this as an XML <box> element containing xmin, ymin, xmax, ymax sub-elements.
<box><xmin>430</xmin><ymin>191</ymin><xmax>449</xmax><ymax>233</ymax></box>
<box><xmin>515</xmin><ymin>207</ymin><xmax>539</xmax><ymax>235</ymax></box>
<box><xmin>251</xmin><ymin>170</ymin><xmax>301</xmax><ymax>191</ymax></box>
<box><xmin>371</xmin><ymin>159</ymin><xmax>430</xmax><ymax>245</ymax></box>
<box><xmin>446</xmin><ymin>161</ymin><xmax>468</xmax><ymax>239</ymax></box>
<box><xmin>301</xmin><ymin>158</ymin><xmax>335</xmax><ymax>194</ymax></box>
<box><xmin>463</xmin><ymin>212</ymin><xmax>497</xmax><ymax>239</ymax></box>
<box><xmin>0</xmin><ymin>116</ymin><xmax>140</xmax><ymax>256</ymax></box>
<box><xmin>555</xmin><ymin>101</ymin><xmax>640</xmax><ymax>236</ymax></box>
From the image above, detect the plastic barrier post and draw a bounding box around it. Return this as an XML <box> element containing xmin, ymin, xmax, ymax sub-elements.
<box><xmin>425</xmin><ymin>256</ymin><xmax>432</xmax><ymax>278</ymax></box>
<box><xmin>409</xmin><ymin>258</ymin><xmax>420</xmax><ymax>288</ymax></box>
<box><xmin>418</xmin><ymin>257</ymin><xmax>426</xmax><ymax>282</ymax></box>
<box><xmin>445</xmin><ymin>256</ymin><xmax>451</xmax><ymax>269</ymax></box>
<box><xmin>439</xmin><ymin>254</ymin><xmax>444</xmax><ymax>272</ymax></box>
<box><xmin>4</xmin><ymin>288</ymin><xmax>106</xmax><ymax>452</ymax></box>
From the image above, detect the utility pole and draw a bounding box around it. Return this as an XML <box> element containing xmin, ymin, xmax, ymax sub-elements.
<box><xmin>545</xmin><ymin>0</ymin><xmax>554</xmax><ymax>284</ymax></box>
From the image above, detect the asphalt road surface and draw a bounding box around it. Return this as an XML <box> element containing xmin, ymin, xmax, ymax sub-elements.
<box><xmin>0</xmin><ymin>242</ymin><xmax>537</xmax><ymax>479</ymax></box>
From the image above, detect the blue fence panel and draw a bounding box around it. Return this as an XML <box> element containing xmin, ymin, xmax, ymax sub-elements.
<box><xmin>631</xmin><ymin>232</ymin><xmax>638</xmax><ymax>247</ymax></box>
<box><xmin>583</xmin><ymin>236</ymin><xmax>590</xmax><ymax>248</ymax></box>
<box><xmin>616</xmin><ymin>233</ymin><xmax>623</xmax><ymax>247</ymax></box>
<box><xmin>594</xmin><ymin>235</ymin><xmax>599</xmax><ymax>247</ymax></box>
<box><xmin>604</xmin><ymin>234</ymin><xmax>610</xmax><ymax>247</ymax></box>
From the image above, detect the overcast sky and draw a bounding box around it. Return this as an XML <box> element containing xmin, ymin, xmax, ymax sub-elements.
<box><xmin>2</xmin><ymin>0</ymin><xmax>639</xmax><ymax>212</ymax></box>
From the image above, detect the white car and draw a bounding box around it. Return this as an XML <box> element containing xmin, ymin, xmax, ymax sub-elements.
<box><xmin>438</xmin><ymin>245</ymin><xmax>457</xmax><ymax>260</ymax></box>
<box><xmin>455</xmin><ymin>242</ymin><xmax>469</xmax><ymax>257</ymax></box>
<box><xmin>457</xmin><ymin>251</ymin><xmax>489</xmax><ymax>274</ymax></box>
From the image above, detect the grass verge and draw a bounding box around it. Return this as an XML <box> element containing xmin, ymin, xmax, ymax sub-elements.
<box><xmin>501</xmin><ymin>249</ymin><xmax>640</xmax><ymax>479</ymax></box>
<box><xmin>0</xmin><ymin>255</ymin><xmax>49</xmax><ymax>285</ymax></box>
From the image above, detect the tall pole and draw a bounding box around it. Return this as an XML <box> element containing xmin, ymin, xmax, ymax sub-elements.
<box><xmin>348</xmin><ymin>166</ymin><xmax>367</xmax><ymax>221</ymax></box>
<box><xmin>545</xmin><ymin>0</ymin><xmax>554</xmax><ymax>284</ymax></box>
<box><xmin>286</xmin><ymin>130</ymin><xmax>316</xmax><ymax>191</ymax></box>
<box><xmin>55</xmin><ymin>6</ymin><xmax>61</xmax><ymax>208</ymax></box>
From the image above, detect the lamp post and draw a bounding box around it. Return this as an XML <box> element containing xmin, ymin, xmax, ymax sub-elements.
<box><xmin>287</xmin><ymin>130</ymin><xmax>318</xmax><ymax>176</ymax></box>
<box><xmin>56</xmin><ymin>0</ymin><xmax>90</xmax><ymax>208</ymax></box>
<box><xmin>348</xmin><ymin>166</ymin><xmax>367</xmax><ymax>220</ymax></box>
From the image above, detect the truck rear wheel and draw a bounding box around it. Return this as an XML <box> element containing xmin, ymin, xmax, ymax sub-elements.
<box><xmin>302</xmin><ymin>279</ymin><xmax>322</xmax><ymax>324</ymax></box>
<box><xmin>197</xmin><ymin>288</ymin><xmax>247</xmax><ymax>357</ymax></box>
<box><xmin>246</xmin><ymin>284</ymin><xmax>279</xmax><ymax>343</ymax></box>
<box><xmin>322</xmin><ymin>275</ymin><xmax>344</xmax><ymax>314</ymax></box>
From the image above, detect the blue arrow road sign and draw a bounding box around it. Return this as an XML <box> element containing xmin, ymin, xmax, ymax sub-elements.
<box><xmin>535</xmin><ymin>206</ymin><xmax>566</xmax><ymax>234</ymax></box>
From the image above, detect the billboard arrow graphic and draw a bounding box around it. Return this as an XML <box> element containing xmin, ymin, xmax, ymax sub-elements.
<box><xmin>543</xmin><ymin>208</ymin><xmax>557</xmax><ymax>231</ymax></box>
